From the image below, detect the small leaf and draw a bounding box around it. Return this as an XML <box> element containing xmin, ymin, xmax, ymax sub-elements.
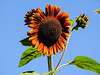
<box><xmin>19</xmin><ymin>47</ymin><xmax>43</xmax><ymax>67</ymax></box>
<box><xmin>20</xmin><ymin>37</ymin><xmax>32</xmax><ymax>47</ymax></box>
<box><xmin>20</xmin><ymin>71</ymin><xmax>40</xmax><ymax>75</ymax></box>
<box><xmin>94</xmin><ymin>8</ymin><xmax>100</xmax><ymax>14</ymax></box>
<box><xmin>72</xmin><ymin>56</ymin><xmax>100</xmax><ymax>74</ymax></box>
<box><xmin>42</xmin><ymin>70</ymin><xmax>60</xmax><ymax>75</ymax></box>
<box><xmin>69</xmin><ymin>19</ymin><xmax>75</xmax><ymax>27</ymax></box>
<box><xmin>75</xmin><ymin>27</ymin><xmax>78</xmax><ymax>31</ymax></box>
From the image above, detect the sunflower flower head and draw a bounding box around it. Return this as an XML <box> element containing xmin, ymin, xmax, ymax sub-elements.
<box><xmin>75</xmin><ymin>14</ymin><xmax>89</xmax><ymax>29</ymax></box>
<box><xmin>24</xmin><ymin>4</ymin><xmax>72</xmax><ymax>56</ymax></box>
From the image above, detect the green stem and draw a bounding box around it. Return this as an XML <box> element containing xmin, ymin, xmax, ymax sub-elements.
<box><xmin>55</xmin><ymin>27</ymin><xmax>74</xmax><ymax>70</ymax></box>
<box><xmin>56</xmin><ymin>62</ymin><xmax>72</xmax><ymax>70</ymax></box>
<box><xmin>50</xmin><ymin>55</ymin><xmax>53</xmax><ymax>71</ymax></box>
<box><xmin>47</xmin><ymin>56</ymin><xmax>51</xmax><ymax>72</ymax></box>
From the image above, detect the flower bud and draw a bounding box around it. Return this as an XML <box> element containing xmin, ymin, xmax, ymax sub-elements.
<box><xmin>75</xmin><ymin>14</ymin><xmax>89</xmax><ymax>29</ymax></box>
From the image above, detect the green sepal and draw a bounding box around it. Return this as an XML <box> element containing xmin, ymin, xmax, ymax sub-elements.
<box><xmin>72</xmin><ymin>56</ymin><xmax>100</xmax><ymax>74</ymax></box>
<box><xmin>20</xmin><ymin>71</ymin><xmax>40</xmax><ymax>75</ymax></box>
<box><xmin>42</xmin><ymin>70</ymin><xmax>60</xmax><ymax>75</ymax></box>
<box><xmin>75</xmin><ymin>27</ymin><xmax>78</xmax><ymax>31</ymax></box>
<box><xmin>19</xmin><ymin>47</ymin><xmax>43</xmax><ymax>67</ymax></box>
<box><xmin>19</xmin><ymin>37</ymin><xmax>32</xmax><ymax>47</ymax></box>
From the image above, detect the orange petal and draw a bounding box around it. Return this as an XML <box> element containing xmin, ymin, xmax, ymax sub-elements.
<box><xmin>40</xmin><ymin>48</ymin><xmax>43</xmax><ymax>54</ymax></box>
<box><xmin>49</xmin><ymin>4</ymin><xmax>54</xmax><ymax>16</ymax></box>
<box><xmin>49</xmin><ymin>46</ymin><xmax>53</xmax><ymax>55</ymax></box>
<box><xmin>59</xmin><ymin>14</ymin><xmax>69</xmax><ymax>20</ymax></box>
<box><xmin>46</xmin><ymin>47</ymin><xmax>49</xmax><ymax>57</ymax></box>
<box><xmin>56</xmin><ymin>11</ymin><xmax>66</xmax><ymax>19</ymax></box>
<box><xmin>54</xmin><ymin>5</ymin><xmax>57</xmax><ymax>17</ymax></box>
<box><xmin>65</xmin><ymin>18</ymin><xmax>70</xmax><ymax>21</ymax></box>
<box><xmin>34</xmin><ymin>13</ymin><xmax>43</xmax><ymax>21</ymax></box>
<box><xmin>28</xmin><ymin>34</ymin><xmax>38</xmax><ymax>41</ymax></box>
<box><xmin>27</xmin><ymin>24</ymin><xmax>39</xmax><ymax>28</ymax></box>
<box><xmin>54</xmin><ymin>6</ymin><xmax>60</xmax><ymax>17</ymax></box>
<box><xmin>60</xmin><ymin>36</ymin><xmax>67</xmax><ymax>44</ymax></box>
<box><xmin>63</xmin><ymin>21</ymin><xmax>72</xmax><ymax>26</ymax></box>
<box><xmin>57</xmin><ymin>41</ymin><xmax>63</xmax><ymax>51</ymax></box>
<box><xmin>62</xmin><ymin>32</ymin><xmax>70</xmax><ymax>37</ymax></box>
<box><xmin>43</xmin><ymin>46</ymin><xmax>48</xmax><ymax>55</ymax></box>
<box><xmin>57</xmin><ymin>46</ymin><xmax>61</xmax><ymax>53</ymax></box>
<box><xmin>27</xmin><ymin>29</ymin><xmax>38</xmax><ymax>34</ymax></box>
<box><xmin>64</xmin><ymin>26</ymin><xmax>71</xmax><ymax>30</ymax></box>
<box><xmin>30</xmin><ymin>20</ymin><xmax>39</xmax><ymax>24</ymax></box>
<box><xmin>58</xmin><ymin>38</ymin><xmax>65</xmax><ymax>49</ymax></box>
<box><xmin>53</xmin><ymin>44</ymin><xmax>57</xmax><ymax>55</ymax></box>
<box><xmin>32</xmin><ymin>38</ymin><xmax>38</xmax><ymax>45</ymax></box>
<box><xmin>45</xmin><ymin>4</ymin><xmax>49</xmax><ymax>17</ymax></box>
<box><xmin>36</xmin><ymin>8</ymin><xmax>46</xmax><ymax>18</ymax></box>
<box><xmin>38</xmin><ymin>43</ymin><xmax>44</xmax><ymax>51</ymax></box>
<box><xmin>35</xmin><ymin>40</ymin><xmax>39</xmax><ymax>48</ymax></box>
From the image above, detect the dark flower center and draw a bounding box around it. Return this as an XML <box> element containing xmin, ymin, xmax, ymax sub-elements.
<box><xmin>38</xmin><ymin>17</ymin><xmax>62</xmax><ymax>47</ymax></box>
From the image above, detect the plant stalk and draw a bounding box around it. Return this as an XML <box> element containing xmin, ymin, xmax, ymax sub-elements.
<box><xmin>55</xmin><ymin>27</ymin><xmax>74</xmax><ymax>70</ymax></box>
<box><xmin>47</xmin><ymin>56</ymin><xmax>51</xmax><ymax>72</ymax></box>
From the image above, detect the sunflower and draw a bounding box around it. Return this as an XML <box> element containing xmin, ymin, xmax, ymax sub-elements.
<box><xmin>24</xmin><ymin>4</ymin><xmax>72</xmax><ymax>56</ymax></box>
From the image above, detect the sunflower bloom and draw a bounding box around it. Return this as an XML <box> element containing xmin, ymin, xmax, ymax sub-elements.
<box><xmin>24</xmin><ymin>4</ymin><xmax>72</xmax><ymax>56</ymax></box>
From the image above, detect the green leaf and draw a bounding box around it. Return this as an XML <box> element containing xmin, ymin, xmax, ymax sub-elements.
<box><xmin>20</xmin><ymin>71</ymin><xmax>40</xmax><ymax>75</ymax></box>
<box><xmin>20</xmin><ymin>37</ymin><xmax>32</xmax><ymax>47</ymax></box>
<box><xmin>42</xmin><ymin>70</ymin><xmax>60</xmax><ymax>75</ymax></box>
<box><xmin>69</xmin><ymin>19</ymin><xmax>75</xmax><ymax>27</ymax></box>
<box><xmin>94</xmin><ymin>8</ymin><xmax>100</xmax><ymax>14</ymax></box>
<box><xmin>19</xmin><ymin>47</ymin><xmax>43</xmax><ymax>67</ymax></box>
<box><xmin>72</xmin><ymin>56</ymin><xmax>100</xmax><ymax>74</ymax></box>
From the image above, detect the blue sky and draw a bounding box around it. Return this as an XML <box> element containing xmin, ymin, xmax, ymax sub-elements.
<box><xmin>0</xmin><ymin>0</ymin><xmax>100</xmax><ymax>75</ymax></box>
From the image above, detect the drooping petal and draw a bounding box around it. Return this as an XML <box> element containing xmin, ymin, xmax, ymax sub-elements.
<box><xmin>43</xmin><ymin>46</ymin><xmax>47</xmax><ymax>56</ymax></box>
<box><xmin>40</xmin><ymin>48</ymin><xmax>43</xmax><ymax>54</ymax></box>
<box><xmin>28</xmin><ymin>34</ymin><xmax>38</xmax><ymax>41</ymax></box>
<box><xmin>53</xmin><ymin>44</ymin><xmax>57</xmax><ymax>55</ymax></box>
<box><xmin>58</xmin><ymin>38</ymin><xmax>65</xmax><ymax>49</ymax></box>
<box><xmin>60</xmin><ymin>36</ymin><xmax>67</xmax><ymax>44</ymax></box>
<box><xmin>62</xmin><ymin>32</ymin><xmax>70</xmax><ymax>37</ymax></box>
<box><xmin>27</xmin><ymin>24</ymin><xmax>39</xmax><ymax>28</ymax></box>
<box><xmin>49</xmin><ymin>46</ymin><xmax>53</xmax><ymax>55</ymax></box>
<box><xmin>46</xmin><ymin>47</ymin><xmax>49</xmax><ymax>56</ymax></box>
<box><xmin>35</xmin><ymin>40</ymin><xmax>39</xmax><ymax>48</ymax></box>
<box><xmin>38</xmin><ymin>43</ymin><xmax>44</xmax><ymax>51</ymax></box>
<box><xmin>64</xmin><ymin>26</ymin><xmax>71</xmax><ymax>30</ymax></box>
<box><xmin>32</xmin><ymin>38</ymin><xmax>38</xmax><ymax>44</ymax></box>
<box><xmin>27</xmin><ymin>29</ymin><xmax>38</xmax><ymax>34</ymax></box>
<box><xmin>63</xmin><ymin>21</ymin><xmax>72</xmax><ymax>26</ymax></box>
<box><xmin>56</xmin><ymin>45</ymin><xmax>61</xmax><ymax>53</ymax></box>
<box><xmin>56</xmin><ymin>41</ymin><xmax>63</xmax><ymax>51</ymax></box>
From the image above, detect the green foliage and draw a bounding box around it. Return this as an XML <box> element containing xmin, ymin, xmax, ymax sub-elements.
<box><xmin>72</xmin><ymin>56</ymin><xmax>100</xmax><ymax>74</ymax></box>
<box><xmin>69</xmin><ymin>19</ymin><xmax>75</xmax><ymax>27</ymax></box>
<box><xmin>94</xmin><ymin>8</ymin><xmax>100</xmax><ymax>14</ymax></box>
<box><xmin>20</xmin><ymin>71</ymin><xmax>40</xmax><ymax>75</ymax></box>
<box><xmin>42</xmin><ymin>70</ymin><xmax>60</xmax><ymax>75</ymax></box>
<box><xmin>19</xmin><ymin>47</ymin><xmax>43</xmax><ymax>67</ymax></box>
<box><xmin>20</xmin><ymin>37</ymin><xmax>32</xmax><ymax>47</ymax></box>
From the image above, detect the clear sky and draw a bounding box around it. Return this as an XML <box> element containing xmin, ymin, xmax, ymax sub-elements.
<box><xmin>0</xmin><ymin>0</ymin><xmax>100</xmax><ymax>75</ymax></box>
